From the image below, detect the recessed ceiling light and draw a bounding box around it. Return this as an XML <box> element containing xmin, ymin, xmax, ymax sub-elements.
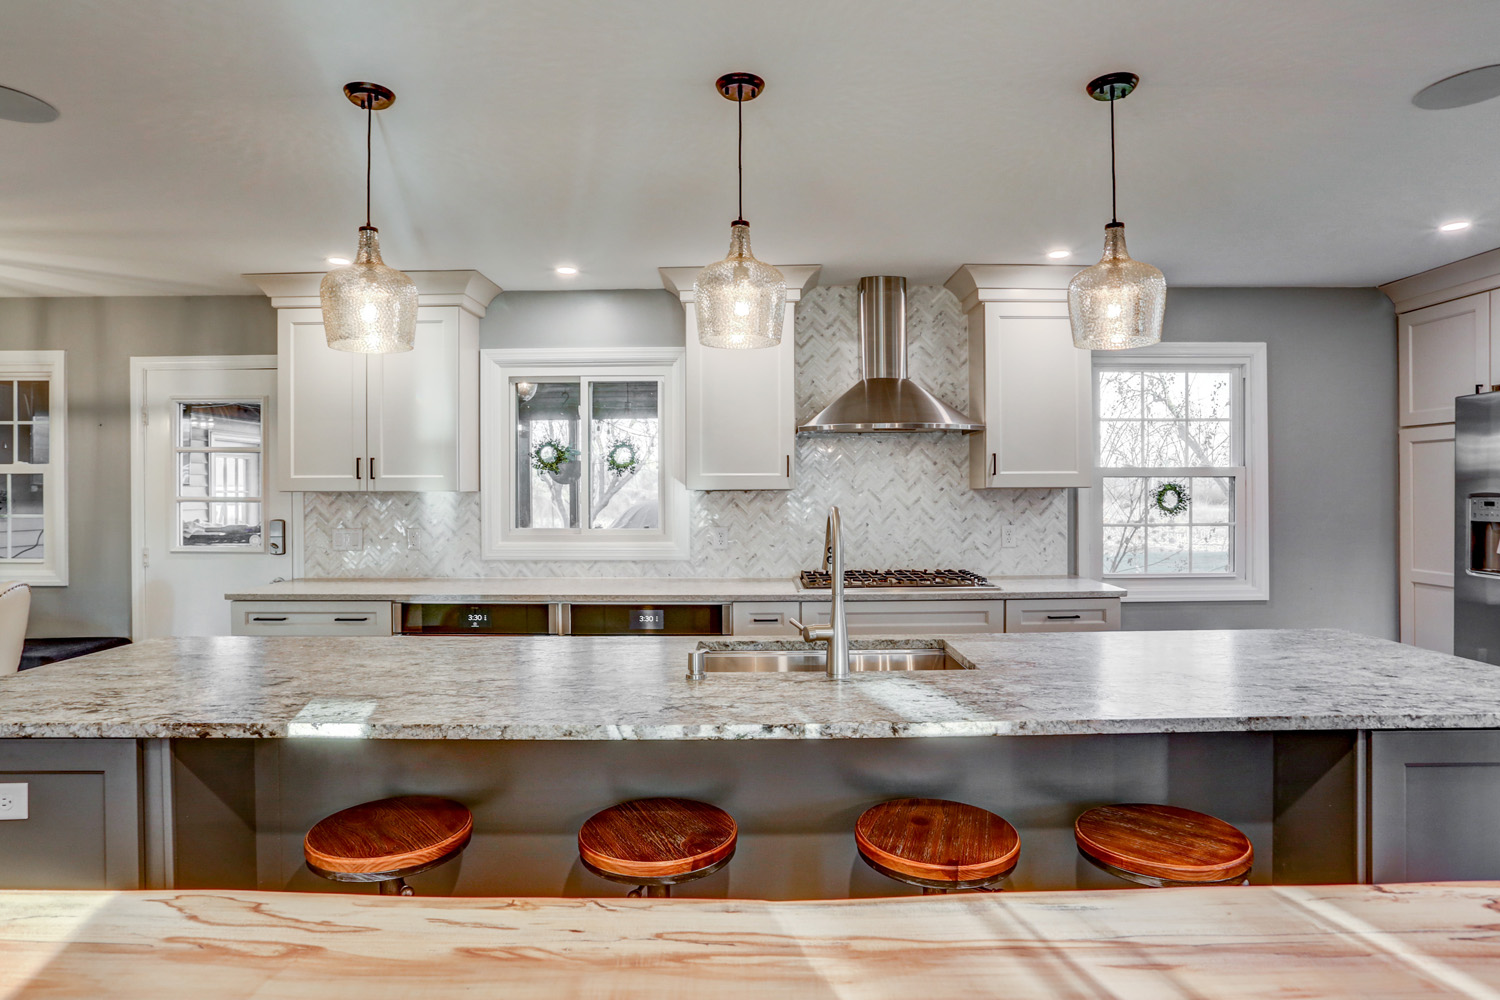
<box><xmin>1440</xmin><ymin>220</ymin><xmax>1472</xmax><ymax>233</ymax></box>
<box><xmin>326</xmin><ymin>256</ymin><xmax>352</xmax><ymax>266</ymax></box>
<box><xmin>555</xmin><ymin>265</ymin><xmax>579</xmax><ymax>276</ymax></box>
<box><xmin>1046</xmin><ymin>249</ymin><xmax>1072</xmax><ymax>259</ymax></box>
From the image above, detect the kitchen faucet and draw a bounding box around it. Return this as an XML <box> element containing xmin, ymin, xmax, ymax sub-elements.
<box><xmin>790</xmin><ymin>506</ymin><xmax>851</xmax><ymax>679</ymax></box>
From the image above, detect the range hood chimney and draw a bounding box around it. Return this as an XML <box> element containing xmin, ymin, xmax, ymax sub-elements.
<box><xmin>798</xmin><ymin>276</ymin><xmax>983</xmax><ymax>433</ymax></box>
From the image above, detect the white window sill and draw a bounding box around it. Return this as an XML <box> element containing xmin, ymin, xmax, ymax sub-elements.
<box><xmin>0</xmin><ymin>566</ymin><xmax>67</xmax><ymax>587</ymax></box>
<box><xmin>1113</xmin><ymin>578</ymin><xmax>1269</xmax><ymax>603</ymax></box>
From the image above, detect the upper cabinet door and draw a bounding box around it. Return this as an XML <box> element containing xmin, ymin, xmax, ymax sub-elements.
<box><xmin>683</xmin><ymin>301</ymin><xmax>796</xmax><ymax>490</ymax></box>
<box><xmin>967</xmin><ymin>302</ymin><xmax>1092</xmax><ymax>488</ymax></box>
<box><xmin>366</xmin><ymin>306</ymin><xmax>478</xmax><ymax>492</ymax></box>
<box><xmin>277</xmin><ymin>309</ymin><xmax>368</xmax><ymax>491</ymax></box>
<box><xmin>1398</xmin><ymin>293</ymin><xmax>1490</xmax><ymax>427</ymax></box>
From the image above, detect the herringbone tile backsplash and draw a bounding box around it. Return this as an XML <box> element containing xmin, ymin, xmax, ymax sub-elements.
<box><xmin>302</xmin><ymin>285</ymin><xmax>1069</xmax><ymax>579</ymax></box>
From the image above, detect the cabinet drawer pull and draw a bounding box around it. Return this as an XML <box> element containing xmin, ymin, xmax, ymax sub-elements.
<box><xmin>1045</xmin><ymin>614</ymin><xmax>1082</xmax><ymax>620</ymax></box>
<box><xmin>991</xmin><ymin>453</ymin><xmax>997</xmax><ymax>477</ymax></box>
<box><xmin>251</xmin><ymin>616</ymin><xmax>288</xmax><ymax>622</ymax></box>
<box><xmin>334</xmin><ymin>617</ymin><xmax>371</xmax><ymax>623</ymax></box>
<box><xmin>750</xmin><ymin>616</ymin><xmax>780</xmax><ymax>624</ymax></box>
<box><xmin>355</xmin><ymin>457</ymin><xmax>362</xmax><ymax>480</ymax></box>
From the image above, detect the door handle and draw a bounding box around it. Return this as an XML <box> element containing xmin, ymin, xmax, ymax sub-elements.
<box><xmin>355</xmin><ymin>457</ymin><xmax>362</xmax><ymax>480</ymax></box>
<box><xmin>267</xmin><ymin>519</ymin><xmax>286</xmax><ymax>555</ymax></box>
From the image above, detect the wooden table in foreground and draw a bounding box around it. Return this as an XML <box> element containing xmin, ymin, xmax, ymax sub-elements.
<box><xmin>3</xmin><ymin>883</ymin><xmax>1500</xmax><ymax>998</ymax></box>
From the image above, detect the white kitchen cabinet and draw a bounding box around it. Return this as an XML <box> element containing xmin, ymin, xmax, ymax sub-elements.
<box><xmin>1399</xmin><ymin>424</ymin><xmax>1456</xmax><ymax>653</ymax></box>
<box><xmin>1004</xmin><ymin>598</ymin><xmax>1121</xmax><ymax>633</ymax></box>
<box><xmin>798</xmin><ymin>599</ymin><xmax>1007</xmax><ymax>635</ymax></box>
<box><xmin>251</xmin><ymin>271</ymin><xmax>500</xmax><ymax>493</ymax></box>
<box><xmin>731</xmin><ymin>602</ymin><xmax>800</xmax><ymax>636</ymax></box>
<box><xmin>945</xmin><ymin>265</ymin><xmax>1092</xmax><ymax>488</ymax></box>
<box><xmin>231</xmin><ymin>601</ymin><xmax>395</xmax><ymax>637</ymax></box>
<box><xmin>1397</xmin><ymin>293</ymin><xmax>1490</xmax><ymax>427</ymax></box>
<box><xmin>660</xmin><ymin>266</ymin><xmax>820</xmax><ymax>491</ymax></box>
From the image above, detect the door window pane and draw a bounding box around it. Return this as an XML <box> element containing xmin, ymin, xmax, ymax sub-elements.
<box><xmin>178</xmin><ymin>452</ymin><xmax>261</xmax><ymax>497</ymax></box>
<box><xmin>178</xmin><ymin>402</ymin><xmax>260</xmax><ymax>448</ymax></box>
<box><xmin>174</xmin><ymin>400</ymin><xmax>263</xmax><ymax>550</ymax></box>
<box><xmin>516</xmin><ymin>381</ymin><xmax>581</xmax><ymax>530</ymax></box>
<box><xmin>179</xmin><ymin>502</ymin><xmax>262</xmax><ymax>547</ymax></box>
<box><xmin>590</xmin><ymin>381</ymin><xmax>659</xmax><ymax>530</ymax></box>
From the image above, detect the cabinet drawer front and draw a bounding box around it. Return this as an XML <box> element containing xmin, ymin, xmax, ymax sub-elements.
<box><xmin>798</xmin><ymin>599</ymin><xmax>1006</xmax><ymax>635</ymax></box>
<box><xmin>1005</xmin><ymin>598</ymin><xmax>1120</xmax><ymax>632</ymax></box>
<box><xmin>732</xmin><ymin>602</ymin><xmax>801</xmax><ymax>636</ymax></box>
<box><xmin>231</xmin><ymin>602</ymin><xmax>393</xmax><ymax>636</ymax></box>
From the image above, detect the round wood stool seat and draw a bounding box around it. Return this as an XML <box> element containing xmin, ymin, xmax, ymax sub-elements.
<box><xmin>1075</xmin><ymin>803</ymin><xmax>1253</xmax><ymax>887</ymax></box>
<box><xmin>304</xmin><ymin>795</ymin><xmax>473</xmax><ymax>895</ymax></box>
<box><xmin>855</xmin><ymin>798</ymin><xmax>1021</xmax><ymax>893</ymax></box>
<box><xmin>578</xmin><ymin>797</ymin><xmax>737</xmax><ymax>897</ymax></box>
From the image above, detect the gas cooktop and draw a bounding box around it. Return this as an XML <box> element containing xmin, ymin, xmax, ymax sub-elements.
<box><xmin>797</xmin><ymin>569</ymin><xmax>993</xmax><ymax>590</ymax></box>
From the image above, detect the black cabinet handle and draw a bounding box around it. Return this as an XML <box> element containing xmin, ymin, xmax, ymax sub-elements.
<box><xmin>991</xmin><ymin>453</ymin><xmax>997</xmax><ymax>477</ymax></box>
<box><xmin>1045</xmin><ymin>614</ymin><xmax>1082</xmax><ymax>620</ymax></box>
<box><xmin>251</xmin><ymin>616</ymin><xmax>288</xmax><ymax>622</ymax></box>
<box><xmin>370</xmin><ymin>457</ymin><xmax>376</xmax><ymax>480</ymax></box>
<box><xmin>355</xmin><ymin>457</ymin><xmax>362</xmax><ymax>480</ymax></box>
<box><xmin>751</xmin><ymin>616</ymin><xmax>780</xmax><ymax>624</ymax></box>
<box><xmin>786</xmin><ymin>454</ymin><xmax>791</xmax><ymax>477</ymax></box>
<box><xmin>334</xmin><ymin>617</ymin><xmax>370</xmax><ymax>623</ymax></box>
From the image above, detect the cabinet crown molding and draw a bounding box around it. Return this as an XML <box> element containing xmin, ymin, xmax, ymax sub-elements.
<box><xmin>658</xmin><ymin>265</ymin><xmax>821</xmax><ymax>303</ymax></box>
<box><xmin>1381</xmin><ymin>247</ymin><xmax>1500</xmax><ymax>313</ymax></box>
<box><xmin>944</xmin><ymin>264</ymin><xmax>1079</xmax><ymax>313</ymax></box>
<box><xmin>245</xmin><ymin>270</ymin><xmax>502</xmax><ymax>317</ymax></box>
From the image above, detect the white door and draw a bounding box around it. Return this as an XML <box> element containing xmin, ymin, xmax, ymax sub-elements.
<box><xmin>139</xmin><ymin>365</ymin><xmax>292</xmax><ymax>637</ymax></box>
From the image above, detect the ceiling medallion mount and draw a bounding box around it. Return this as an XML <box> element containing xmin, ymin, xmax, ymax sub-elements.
<box><xmin>342</xmin><ymin>81</ymin><xmax>396</xmax><ymax>111</ymax></box>
<box><xmin>1087</xmin><ymin>72</ymin><xmax>1139</xmax><ymax>102</ymax></box>
<box><xmin>716</xmin><ymin>73</ymin><xmax>765</xmax><ymax>102</ymax></box>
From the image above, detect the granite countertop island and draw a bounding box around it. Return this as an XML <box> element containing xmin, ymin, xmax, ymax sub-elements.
<box><xmin>3</xmin><ymin>883</ymin><xmax>1500</xmax><ymax>998</ymax></box>
<box><xmin>225</xmin><ymin>575</ymin><xmax>1126</xmax><ymax>603</ymax></box>
<box><xmin>2</xmin><ymin>628</ymin><xmax>1498</xmax><ymax>740</ymax></box>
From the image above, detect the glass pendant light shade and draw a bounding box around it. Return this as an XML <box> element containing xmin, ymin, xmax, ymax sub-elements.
<box><xmin>1068</xmin><ymin>222</ymin><xmax>1165</xmax><ymax>350</ymax></box>
<box><xmin>320</xmin><ymin>227</ymin><xmax>418</xmax><ymax>353</ymax></box>
<box><xmin>694</xmin><ymin>222</ymin><xmax>787</xmax><ymax>349</ymax></box>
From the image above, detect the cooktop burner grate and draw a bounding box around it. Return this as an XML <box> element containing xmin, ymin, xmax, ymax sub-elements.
<box><xmin>799</xmin><ymin>569</ymin><xmax>992</xmax><ymax>589</ymax></box>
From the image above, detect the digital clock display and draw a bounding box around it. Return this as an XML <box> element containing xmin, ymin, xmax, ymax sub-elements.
<box><xmin>465</xmin><ymin>609</ymin><xmax>490</xmax><ymax>628</ymax></box>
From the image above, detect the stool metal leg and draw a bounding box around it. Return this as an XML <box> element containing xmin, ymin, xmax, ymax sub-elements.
<box><xmin>378</xmin><ymin>877</ymin><xmax>414</xmax><ymax>896</ymax></box>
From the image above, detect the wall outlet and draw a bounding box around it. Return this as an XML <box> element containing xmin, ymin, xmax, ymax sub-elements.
<box><xmin>0</xmin><ymin>783</ymin><xmax>28</xmax><ymax>821</ymax></box>
<box><xmin>704</xmin><ymin>527</ymin><xmax>730</xmax><ymax>548</ymax></box>
<box><xmin>1001</xmin><ymin>525</ymin><xmax>1018</xmax><ymax>548</ymax></box>
<box><xmin>406</xmin><ymin>528</ymin><xmax>424</xmax><ymax>552</ymax></box>
<box><xmin>332</xmin><ymin>529</ymin><xmax>363</xmax><ymax>552</ymax></box>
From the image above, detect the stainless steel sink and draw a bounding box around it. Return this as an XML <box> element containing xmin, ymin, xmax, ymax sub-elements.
<box><xmin>687</xmin><ymin>647</ymin><xmax>971</xmax><ymax>679</ymax></box>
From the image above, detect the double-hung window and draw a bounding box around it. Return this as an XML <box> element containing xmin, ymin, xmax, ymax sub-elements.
<box><xmin>0</xmin><ymin>351</ymin><xmax>67</xmax><ymax>586</ymax></box>
<box><xmin>481</xmin><ymin>348</ymin><xmax>689</xmax><ymax>560</ymax></box>
<box><xmin>1085</xmin><ymin>342</ymin><xmax>1268</xmax><ymax>602</ymax></box>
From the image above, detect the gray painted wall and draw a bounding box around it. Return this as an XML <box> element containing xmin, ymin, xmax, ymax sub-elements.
<box><xmin>480</xmin><ymin>289</ymin><xmax>683</xmax><ymax>348</ymax></box>
<box><xmin>1121</xmin><ymin>287</ymin><xmax>1397</xmax><ymax>637</ymax></box>
<box><xmin>1</xmin><ymin>296</ymin><xmax>274</xmax><ymax>637</ymax></box>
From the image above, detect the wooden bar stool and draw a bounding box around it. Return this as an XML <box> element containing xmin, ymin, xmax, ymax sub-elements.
<box><xmin>578</xmin><ymin>797</ymin><xmax>737</xmax><ymax>898</ymax></box>
<box><xmin>1074</xmin><ymin>803</ymin><xmax>1253</xmax><ymax>887</ymax></box>
<box><xmin>304</xmin><ymin>795</ymin><xmax>473</xmax><ymax>896</ymax></box>
<box><xmin>855</xmin><ymin>798</ymin><xmax>1020</xmax><ymax>894</ymax></box>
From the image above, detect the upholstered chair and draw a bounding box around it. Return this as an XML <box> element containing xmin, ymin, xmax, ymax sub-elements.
<box><xmin>0</xmin><ymin>582</ymin><xmax>31</xmax><ymax>675</ymax></box>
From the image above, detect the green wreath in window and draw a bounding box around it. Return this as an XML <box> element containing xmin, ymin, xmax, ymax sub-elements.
<box><xmin>531</xmin><ymin>438</ymin><xmax>578</xmax><ymax>476</ymax></box>
<box><xmin>1153</xmin><ymin>481</ymin><xmax>1191</xmax><ymax>517</ymax></box>
<box><xmin>604</xmin><ymin>439</ymin><xmax>640</xmax><ymax>477</ymax></box>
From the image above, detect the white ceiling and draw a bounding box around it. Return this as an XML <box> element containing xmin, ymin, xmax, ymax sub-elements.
<box><xmin>2</xmin><ymin>0</ymin><xmax>1500</xmax><ymax>296</ymax></box>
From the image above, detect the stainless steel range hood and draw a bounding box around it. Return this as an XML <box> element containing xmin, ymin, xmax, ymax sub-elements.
<box><xmin>798</xmin><ymin>276</ymin><xmax>983</xmax><ymax>433</ymax></box>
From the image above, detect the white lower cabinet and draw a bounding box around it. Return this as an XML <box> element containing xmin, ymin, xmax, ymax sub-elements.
<box><xmin>731</xmin><ymin>603</ymin><xmax>801</xmax><ymax>636</ymax></box>
<box><xmin>231</xmin><ymin>602</ymin><xmax>394</xmax><ymax>637</ymax></box>
<box><xmin>797</xmin><ymin>600</ymin><xmax>1008</xmax><ymax>635</ymax></box>
<box><xmin>1399</xmin><ymin>424</ymin><xmax>1456</xmax><ymax>653</ymax></box>
<box><xmin>1004</xmin><ymin>598</ymin><xmax>1121</xmax><ymax>633</ymax></box>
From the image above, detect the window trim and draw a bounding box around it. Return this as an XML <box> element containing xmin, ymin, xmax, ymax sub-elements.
<box><xmin>480</xmin><ymin>347</ymin><xmax>689</xmax><ymax>561</ymax></box>
<box><xmin>1081</xmin><ymin>342</ymin><xmax>1269</xmax><ymax>603</ymax></box>
<box><xmin>0</xmin><ymin>350</ymin><xmax>67</xmax><ymax>586</ymax></box>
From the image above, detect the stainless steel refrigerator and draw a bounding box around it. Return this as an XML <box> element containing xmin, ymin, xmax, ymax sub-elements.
<box><xmin>1455</xmin><ymin>391</ymin><xmax>1500</xmax><ymax>662</ymax></box>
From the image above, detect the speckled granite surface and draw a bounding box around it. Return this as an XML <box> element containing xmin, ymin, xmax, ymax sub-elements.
<box><xmin>2</xmin><ymin>629</ymin><xmax>1497</xmax><ymax>740</ymax></box>
<box><xmin>224</xmin><ymin>576</ymin><xmax>1125</xmax><ymax>602</ymax></box>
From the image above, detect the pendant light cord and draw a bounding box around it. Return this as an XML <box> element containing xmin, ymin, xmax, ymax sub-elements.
<box><xmin>1109</xmin><ymin>91</ymin><xmax>1119</xmax><ymax>225</ymax></box>
<box><xmin>734</xmin><ymin>90</ymin><xmax>746</xmax><ymax>225</ymax></box>
<box><xmin>364</xmin><ymin>96</ymin><xmax>373</xmax><ymax>229</ymax></box>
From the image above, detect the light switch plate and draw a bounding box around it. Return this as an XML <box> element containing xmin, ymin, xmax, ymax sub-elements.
<box><xmin>0</xmin><ymin>783</ymin><xmax>28</xmax><ymax>820</ymax></box>
<box><xmin>332</xmin><ymin>529</ymin><xmax>363</xmax><ymax>552</ymax></box>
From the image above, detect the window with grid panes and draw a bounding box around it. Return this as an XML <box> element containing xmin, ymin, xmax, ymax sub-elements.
<box><xmin>1088</xmin><ymin>343</ymin><xmax>1268</xmax><ymax>602</ymax></box>
<box><xmin>0</xmin><ymin>352</ymin><xmax>66</xmax><ymax>585</ymax></box>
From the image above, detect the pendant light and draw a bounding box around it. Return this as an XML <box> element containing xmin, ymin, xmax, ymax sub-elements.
<box><xmin>320</xmin><ymin>82</ymin><xmax>418</xmax><ymax>354</ymax></box>
<box><xmin>694</xmin><ymin>73</ymin><xmax>787</xmax><ymax>350</ymax></box>
<box><xmin>1068</xmin><ymin>72</ymin><xmax>1166</xmax><ymax>351</ymax></box>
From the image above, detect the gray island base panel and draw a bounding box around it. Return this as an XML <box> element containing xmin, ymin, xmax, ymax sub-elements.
<box><xmin>0</xmin><ymin>629</ymin><xmax>1496</xmax><ymax>740</ymax></box>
